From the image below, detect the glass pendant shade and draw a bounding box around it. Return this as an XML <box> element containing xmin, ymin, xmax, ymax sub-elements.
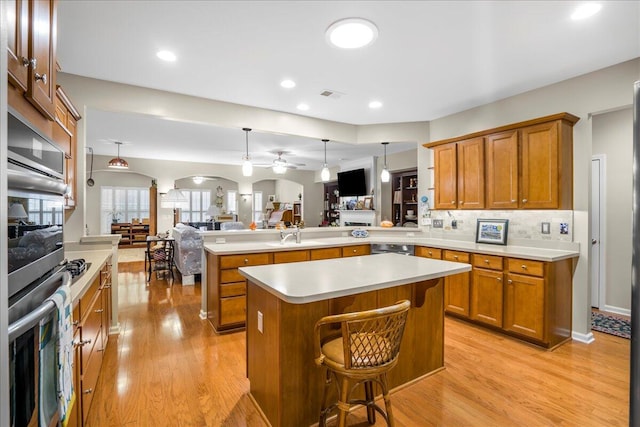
<box><xmin>242</xmin><ymin>128</ymin><xmax>253</xmax><ymax>177</ymax></box>
<box><xmin>380</xmin><ymin>142</ymin><xmax>390</xmax><ymax>182</ymax></box>
<box><xmin>108</xmin><ymin>141</ymin><xmax>129</xmax><ymax>169</ymax></box>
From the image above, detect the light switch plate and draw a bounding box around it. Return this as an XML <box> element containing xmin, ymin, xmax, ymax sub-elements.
<box><xmin>422</xmin><ymin>217</ymin><xmax>432</xmax><ymax>226</ymax></box>
<box><xmin>433</xmin><ymin>219</ymin><xmax>443</xmax><ymax>228</ymax></box>
<box><xmin>541</xmin><ymin>222</ymin><xmax>550</xmax><ymax>234</ymax></box>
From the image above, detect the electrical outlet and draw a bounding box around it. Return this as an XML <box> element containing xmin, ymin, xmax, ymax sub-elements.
<box><xmin>406</xmin><ymin>232</ymin><xmax>415</xmax><ymax>237</ymax></box>
<box><xmin>215</xmin><ymin>237</ymin><xmax>226</xmax><ymax>244</ymax></box>
<box><xmin>257</xmin><ymin>311</ymin><xmax>263</xmax><ymax>333</ymax></box>
<box><xmin>433</xmin><ymin>219</ymin><xmax>443</xmax><ymax>228</ymax></box>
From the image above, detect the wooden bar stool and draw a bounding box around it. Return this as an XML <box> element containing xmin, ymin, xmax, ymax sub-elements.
<box><xmin>314</xmin><ymin>300</ymin><xmax>411</xmax><ymax>427</ymax></box>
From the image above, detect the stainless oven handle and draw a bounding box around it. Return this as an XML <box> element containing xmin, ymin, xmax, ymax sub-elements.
<box><xmin>8</xmin><ymin>271</ymin><xmax>72</xmax><ymax>342</ymax></box>
<box><xmin>7</xmin><ymin>167</ymin><xmax>67</xmax><ymax>195</ymax></box>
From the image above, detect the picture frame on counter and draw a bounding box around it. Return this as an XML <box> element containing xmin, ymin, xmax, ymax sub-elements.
<box><xmin>363</xmin><ymin>197</ymin><xmax>373</xmax><ymax>210</ymax></box>
<box><xmin>475</xmin><ymin>219</ymin><xmax>509</xmax><ymax>245</ymax></box>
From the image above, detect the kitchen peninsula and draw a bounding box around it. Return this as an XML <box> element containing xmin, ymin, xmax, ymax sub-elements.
<box><xmin>238</xmin><ymin>253</ymin><xmax>471</xmax><ymax>427</ymax></box>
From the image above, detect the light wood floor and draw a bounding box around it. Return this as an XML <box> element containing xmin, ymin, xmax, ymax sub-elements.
<box><xmin>87</xmin><ymin>262</ymin><xmax>630</xmax><ymax>426</ymax></box>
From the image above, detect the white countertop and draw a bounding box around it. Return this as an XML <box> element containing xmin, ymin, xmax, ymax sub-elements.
<box><xmin>204</xmin><ymin>235</ymin><xmax>578</xmax><ymax>262</ymax></box>
<box><xmin>239</xmin><ymin>253</ymin><xmax>472</xmax><ymax>304</ymax></box>
<box><xmin>65</xmin><ymin>249</ymin><xmax>112</xmax><ymax>301</ymax></box>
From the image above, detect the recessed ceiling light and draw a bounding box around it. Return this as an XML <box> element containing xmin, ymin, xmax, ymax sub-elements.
<box><xmin>280</xmin><ymin>79</ymin><xmax>296</xmax><ymax>89</ymax></box>
<box><xmin>368</xmin><ymin>100</ymin><xmax>383</xmax><ymax>109</ymax></box>
<box><xmin>297</xmin><ymin>103</ymin><xmax>310</xmax><ymax>111</ymax></box>
<box><xmin>571</xmin><ymin>2</ymin><xmax>602</xmax><ymax>20</ymax></box>
<box><xmin>326</xmin><ymin>18</ymin><xmax>378</xmax><ymax>49</ymax></box>
<box><xmin>156</xmin><ymin>50</ymin><xmax>177</xmax><ymax>62</ymax></box>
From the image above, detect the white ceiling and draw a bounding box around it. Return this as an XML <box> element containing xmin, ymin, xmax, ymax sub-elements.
<box><xmin>56</xmin><ymin>1</ymin><xmax>640</xmax><ymax>169</ymax></box>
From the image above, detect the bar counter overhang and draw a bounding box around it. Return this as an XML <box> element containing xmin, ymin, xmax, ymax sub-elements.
<box><xmin>239</xmin><ymin>253</ymin><xmax>471</xmax><ymax>427</ymax></box>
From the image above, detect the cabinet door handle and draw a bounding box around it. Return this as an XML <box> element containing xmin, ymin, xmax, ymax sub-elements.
<box><xmin>34</xmin><ymin>72</ymin><xmax>47</xmax><ymax>85</ymax></box>
<box><xmin>511</xmin><ymin>199</ymin><xmax>516</xmax><ymax>203</ymax></box>
<box><xmin>459</xmin><ymin>201</ymin><xmax>464</xmax><ymax>204</ymax></box>
<box><xmin>83</xmin><ymin>388</ymin><xmax>93</xmax><ymax>395</ymax></box>
<box><xmin>72</xmin><ymin>320</ymin><xmax>79</xmax><ymax>326</ymax></box>
<box><xmin>95</xmin><ymin>309</ymin><xmax>104</xmax><ymax>313</ymax></box>
<box><xmin>21</xmin><ymin>57</ymin><xmax>29</xmax><ymax>67</ymax></box>
<box><xmin>29</xmin><ymin>57</ymin><xmax>37</xmax><ymax>68</ymax></box>
<box><xmin>75</xmin><ymin>339</ymin><xmax>92</xmax><ymax>348</ymax></box>
<box><xmin>508</xmin><ymin>279</ymin><xmax>513</xmax><ymax>284</ymax></box>
<box><xmin>496</xmin><ymin>277</ymin><xmax>502</xmax><ymax>282</ymax></box>
<box><xmin>522</xmin><ymin>198</ymin><xmax>528</xmax><ymax>204</ymax></box>
<box><xmin>451</xmin><ymin>200</ymin><xmax>455</xmax><ymax>205</ymax></box>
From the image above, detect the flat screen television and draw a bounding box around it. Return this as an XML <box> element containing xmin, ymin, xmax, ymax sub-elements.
<box><xmin>337</xmin><ymin>168</ymin><xmax>367</xmax><ymax>197</ymax></box>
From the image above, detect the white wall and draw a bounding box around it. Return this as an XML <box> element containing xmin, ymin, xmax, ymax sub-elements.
<box><xmin>274</xmin><ymin>179</ymin><xmax>303</xmax><ymax>205</ymax></box>
<box><xmin>592</xmin><ymin>107</ymin><xmax>633</xmax><ymax>312</ymax></box>
<box><xmin>421</xmin><ymin>57</ymin><xmax>640</xmax><ymax>338</ymax></box>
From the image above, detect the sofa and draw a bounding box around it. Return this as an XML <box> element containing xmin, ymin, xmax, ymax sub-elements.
<box><xmin>172</xmin><ymin>223</ymin><xmax>203</xmax><ymax>284</ymax></box>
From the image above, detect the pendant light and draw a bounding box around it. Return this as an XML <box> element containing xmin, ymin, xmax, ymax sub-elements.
<box><xmin>242</xmin><ymin>128</ymin><xmax>253</xmax><ymax>177</ymax></box>
<box><xmin>108</xmin><ymin>141</ymin><xmax>129</xmax><ymax>169</ymax></box>
<box><xmin>380</xmin><ymin>142</ymin><xmax>390</xmax><ymax>183</ymax></box>
<box><xmin>321</xmin><ymin>139</ymin><xmax>331</xmax><ymax>182</ymax></box>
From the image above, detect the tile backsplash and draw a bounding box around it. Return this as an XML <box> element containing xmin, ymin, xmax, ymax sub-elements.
<box><xmin>425</xmin><ymin>210</ymin><xmax>574</xmax><ymax>244</ymax></box>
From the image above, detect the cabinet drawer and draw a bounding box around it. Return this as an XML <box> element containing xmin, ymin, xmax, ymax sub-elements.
<box><xmin>472</xmin><ymin>254</ymin><xmax>503</xmax><ymax>271</ymax></box>
<box><xmin>220</xmin><ymin>253</ymin><xmax>271</xmax><ymax>269</ymax></box>
<box><xmin>78</xmin><ymin>276</ymin><xmax>101</xmax><ymax>322</ymax></box>
<box><xmin>220</xmin><ymin>296</ymin><xmax>246</xmax><ymax>326</ymax></box>
<box><xmin>80</xmin><ymin>303</ymin><xmax>103</xmax><ymax>372</ymax></box>
<box><xmin>507</xmin><ymin>258</ymin><xmax>544</xmax><ymax>277</ymax></box>
<box><xmin>80</xmin><ymin>344</ymin><xmax>104</xmax><ymax>422</ymax></box>
<box><xmin>443</xmin><ymin>250</ymin><xmax>470</xmax><ymax>263</ymax></box>
<box><xmin>415</xmin><ymin>246</ymin><xmax>442</xmax><ymax>259</ymax></box>
<box><xmin>220</xmin><ymin>282</ymin><xmax>246</xmax><ymax>298</ymax></box>
<box><xmin>273</xmin><ymin>250</ymin><xmax>309</xmax><ymax>264</ymax></box>
<box><xmin>342</xmin><ymin>245</ymin><xmax>371</xmax><ymax>257</ymax></box>
<box><xmin>220</xmin><ymin>269</ymin><xmax>245</xmax><ymax>284</ymax></box>
<box><xmin>310</xmin><ymin>247</ymin><xmax>342</xmax><ymax>260</ymax></box>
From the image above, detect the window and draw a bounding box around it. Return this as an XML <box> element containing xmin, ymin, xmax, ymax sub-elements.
<box><xmin>227</xmin><ymin>190</ymin><xmax>237</xmax><ymax>214</ymax></box>
<box><xmin>253</xmin><ymin>191</ymin><xmax>263</xmax><ymax>223</ymax></box>
<box><xmin>178</xmin><ymin>189</ymin><xmax>212</xmax><ymax>223</ymax></box>
<box><xmin>101</xmin><ymin>187</ymin><xmax>150</xmax><ymax>233</ymax></box>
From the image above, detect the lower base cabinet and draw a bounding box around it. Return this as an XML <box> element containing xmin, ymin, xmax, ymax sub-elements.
<box><xmin>417</xmin><ymin>245</ymin><xmax>575</xmax><ymax>348</ymax></box>
<box><xmin>69</xmin><ymin>257</ymin><xmax>112</xmax><ymax>427</ymax></box>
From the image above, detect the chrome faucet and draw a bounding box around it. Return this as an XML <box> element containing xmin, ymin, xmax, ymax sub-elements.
<box><xmin>280</xmin><ymin>227</ymin><xmax>301</xmax><ymax>244</ymax></box>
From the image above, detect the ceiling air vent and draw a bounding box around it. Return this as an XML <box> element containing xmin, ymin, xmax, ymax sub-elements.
<box><xmin>320</xmin><ymin>89</ymin><xmax>345</xmax><ymax>100</ymax></box>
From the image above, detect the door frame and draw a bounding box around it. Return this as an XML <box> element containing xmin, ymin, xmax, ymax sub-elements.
<box><xmin>591</xmin><ymin>154</ymin><xmax>606</xmax><ymax>309</ymax></box>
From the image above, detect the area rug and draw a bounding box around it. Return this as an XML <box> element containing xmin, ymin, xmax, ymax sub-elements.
<box><xmin>591</xmin><ymin>312</ymin><xmax>631</xmax><ymax>339</ymax></box>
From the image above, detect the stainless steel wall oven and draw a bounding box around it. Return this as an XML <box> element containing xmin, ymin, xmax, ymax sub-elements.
<box><xmin>7</xmin><ymin>110</ymin><xmax>68</xmax><ymax>427</ymax></box>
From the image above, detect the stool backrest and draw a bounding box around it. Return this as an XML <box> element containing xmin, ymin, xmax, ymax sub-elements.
<box><xmin>341</xmin><ymin>300</ymin><xmax>410</xmax><ymax>369</ymax></box>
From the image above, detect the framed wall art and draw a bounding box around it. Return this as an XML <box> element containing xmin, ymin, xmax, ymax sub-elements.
<box><xmin>475</xmin><ymin>219</ymin><xmax>509</xmax><ymax>245</ymax></box>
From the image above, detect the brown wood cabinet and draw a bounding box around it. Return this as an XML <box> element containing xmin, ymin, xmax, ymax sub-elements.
<box><xmin>111</xmin><ymin>222</ymin><xmax>150</xmax><ymax>246</ymax></box>
<box><xmin>7</xmin><ymin>0</ymin><xmax>57</xmax><ymax>120</ymax></box>
<box><xmin>414</xmin><ymin>246</ymin><xmax>442</xmax><ymax>259</ymax></box>
<box><xmin>443</xmin><ymin>250</ymin><xmax>471</xmax><ymax>317</ymax></box>
<box><xmin>427</xmin><ymin>113</ymin><xmax>579</xmax><ymax>210</ymax></box>
<box><xmin>207</xmin><ymin>244</ymin><xmax>372</xmax><ymax>332</ymax></box>
<box><xmin>72</xmin><ymin>256</ymin><xmax>112</xmax><ymax>427</ymax></box>
<box><xmin>432</xmin><ymin>138</ymin><xmax>485</xmax><ymax>210</ymax></box>
<box><xmin>53</xmin><ymin>86</ymin><xmax>81</xmax><ymax>210</ymax></box>
<box><xmin>470</xmin><ymin>254</ymin><xmax>504</xmax><ymax>327</ymax></box>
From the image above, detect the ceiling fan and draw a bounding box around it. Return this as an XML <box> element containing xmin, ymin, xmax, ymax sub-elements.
<box><xmin>255</xmin><ymin>151</ymin><xmax>306</xmax><ymax>174</ymax></box>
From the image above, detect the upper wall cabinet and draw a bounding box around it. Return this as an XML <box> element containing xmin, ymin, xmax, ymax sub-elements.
<box><xmin>433</xmin><ymin>137</ymin><xmax>485</xmax><ymax>210</ymax></box>
<box><xmin>426</xmin><ymin>113</ymin><xmax>579</xmax><ymax>210</ymax></box>
<box><xmin>7</xmin><ymin>0</ymin><xmax>57</xmax><ymax>121</ymax></box>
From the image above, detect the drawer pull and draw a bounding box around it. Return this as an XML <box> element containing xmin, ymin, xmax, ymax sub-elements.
<box><xmin>453</xmin><ymin>255</ymin><xmax>458</xmax><ymax>260</ymax></box>
<box><xmin>103</xmin><ymin>285</ymin><xmax>112</xmax><ymax>289</ymax></box>
<box><xmin>484</xmin><ymin>259</ymin><xmax>489</xmax><ymax>264</ymax></box>
<box><xmin>521</xmin><ymin>265</ymin><xmax>527</xmax><ymax>270</ymax></box>
<box><xmin>428</xmin><ymin>251</ymin><xmax>432</xmax><ymax>255</ymax></box>
<box><xmin>83</xmin><ymin>388</ymin><xmax>93</xmax><ymax>395</ymax></box>
<box><xmin>244</xmin><ymin>258</ymin><xmax>249</xmax><ymax>264</ymax></box>
<box><xmin>508</xmin><ymin>279</ymin><xmax>513</xmax><ymax>284</ymax></box>
<box><xmin>76</xmin><ymin>339</ymin><xmax>91</xmax><ymax>347</ymax></box>
<box><xmin>95</xmin><ymin>309</ymin><xmax>104</xmax><ymax>313</ymax></box>
<box><xmin>72</xmin><ymin>320</ymin><xmax>79</xmax><ymax>326</ymax></box>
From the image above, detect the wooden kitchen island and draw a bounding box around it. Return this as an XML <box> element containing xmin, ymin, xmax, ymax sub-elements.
<box><xmin>239</xmin><ymin>253</ymin><xmax>471</xmax><ymax>427</ymax></box>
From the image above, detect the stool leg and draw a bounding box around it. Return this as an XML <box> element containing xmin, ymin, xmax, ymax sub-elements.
<box><xmin>379</xmin><ymin>373</ymin><xmax>395</xmax><ymax>427</ymax></box>
<box><xmin>365</xmin><ymin>380</ymin><xmax>376</xmax><ymax>424</ymax></box>
<box><xmin>319</xmin><ymin>370</ymin><xmax>332</xmax><ymax>427</ymax></box>
<box><xmin>337</xmin><ymin>376</ymin><xmax>350</xmax><ymax>427</ymax></box>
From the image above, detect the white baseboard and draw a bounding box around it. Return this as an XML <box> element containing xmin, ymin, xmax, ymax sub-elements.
<box><xmin>109</xmin><ymin>323</ymin><xmax>121</xmax><ymax>335</ymax></box>
<box><xmin>572</xmin><ymin>330</ymin><xmax>595</xmax><ymax>344</ymax></box>
<box><xmin>601</xmin><ymin>304</ymin><xmax>631</xmax><ymax>317</ymax></box>
<box><xmin>199</xmin><ymin>310</ymin><xmax>208</xmax><ymax>320</ymax></box>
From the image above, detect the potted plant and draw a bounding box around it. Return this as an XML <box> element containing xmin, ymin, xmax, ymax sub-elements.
<box><xmin>109</xmin><ymin>209</ymin><xmax>122</xmax><ymax>224</ymax></box>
